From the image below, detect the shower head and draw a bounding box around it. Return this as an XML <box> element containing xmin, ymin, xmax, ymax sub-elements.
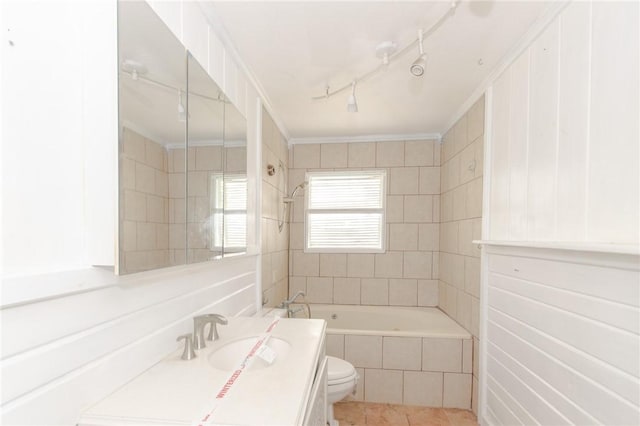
<box><xmin>283</xmin><ymin>182</ymin><xmax>307</xmax><ymax>203</ymax></box>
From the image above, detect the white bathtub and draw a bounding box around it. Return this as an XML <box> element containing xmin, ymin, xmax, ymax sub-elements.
<box><xmin>294</xmin><ymin>304</ymin><xmax>471</xmax><ymax>339</ymax></box>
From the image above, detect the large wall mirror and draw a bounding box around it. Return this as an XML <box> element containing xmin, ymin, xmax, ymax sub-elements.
<box><xmin>117</xmin><ymin>1</ymin><xmax>247</xmax><ymax>275</ymax></box>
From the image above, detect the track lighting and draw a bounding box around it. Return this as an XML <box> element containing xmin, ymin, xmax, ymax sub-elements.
<box><xmin>410</xmin><ymin>29</ymin><xmax>426</xmax><ymax>77</ymax></box>
<box><xmin>311</xmin><ymin>0</ymin><xmax>458</xmax><ymax>103</ymax></box>
<box><xmin>347</xmin><ymin>81</ymin><xmax>358</xmax><ymax>113</ymax></box>
<box><xmin>178</xmin><ymin>90</ymin><xmax>187</xmax><ymax>122</ymax></box>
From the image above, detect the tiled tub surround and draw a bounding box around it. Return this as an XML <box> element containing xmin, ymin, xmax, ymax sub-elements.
<box><xmin>120</xmin><ymin>128</ymin><xmax>170</xmax><ymax>274</ymax></box>
<box><xmin>439</xmin><ymin>95</ymin><xmax>484</xmax><ymax>413</ymax></box>
<box><xmin>261</xmin><ymin>108</ymin><xmax>290</xmax><ymax>306</ymax></box>
<box><xmin>295</xmin><ymin>304</ymin><xmax>472</xmax><ymax>408</ymax></box>
<box><xmin>288</xmin><ymin>140</ymin><xmax>441</xmax><ymax>307</ymax></box>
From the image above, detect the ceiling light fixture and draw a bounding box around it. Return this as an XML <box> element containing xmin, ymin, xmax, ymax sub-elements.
<box><xmin>376</xmin><ymin>41</ymin><xmax>398</xmax><ymax>66</ymax></box>
<box><xmin>410</xmin><ymin>29</ymin><xmax>426</xmax><ymax>77</ymax></box>
<box><xmin>312</xmin><ymin>0</ymin><xmax>458</xmax><ymax>103</ymax></box>
<box><xmin>347</xmin><ymin>81</ymin><xmax>358</xmax><ymax>112</ymax></box>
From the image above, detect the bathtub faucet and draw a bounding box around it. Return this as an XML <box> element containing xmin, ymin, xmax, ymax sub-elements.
<box><xmin>278</xmin><ymin>291</ymin><xmax>306</xmax><ymax>316</ymax></box>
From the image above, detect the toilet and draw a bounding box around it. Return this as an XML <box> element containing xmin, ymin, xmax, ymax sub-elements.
<box><xmin>326</xmin><ymin>355</ymin><xmax>358</xmax><ymax>426</ymax></box>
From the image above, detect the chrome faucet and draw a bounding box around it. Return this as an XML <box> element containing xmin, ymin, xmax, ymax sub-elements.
<box><xmin>193</xmin><ymin>314</ymin><xmax>228</xmax><ymax>350</ymax></box>
<box><xmin>278</xmin><ymin>291</ymin><xmax>306</xmax><ymax>316</ymax></box>
<box><xmin>176</xmin><ymin>334</ymin><xmax>197</xmax><ymax>360</ymax></box>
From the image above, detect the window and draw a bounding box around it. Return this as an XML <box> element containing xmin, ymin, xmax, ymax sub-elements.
<box><xmin>305</xmin><ymin>170</ymin><xmax>386</xmax><ymax>253</ymax></box>
<box><xmin>210</xmin><ymin>174</ymin><xmax>247</xmax><ymax>253</ymax></box>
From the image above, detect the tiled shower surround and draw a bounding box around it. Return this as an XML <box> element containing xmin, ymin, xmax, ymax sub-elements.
<box><xmin>288</xmin><ymin>139</ymin><xmax>441</xmax><ymax>307</ymax></box>
<box><xmin>326</xmin><ymin>333</ymin><xmax>473</xmax><ymax>409</ymax></box>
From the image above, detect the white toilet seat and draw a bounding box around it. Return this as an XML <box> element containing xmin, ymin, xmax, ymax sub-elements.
<box><xmin>327</xmin><ymin>356</ymin><xmax>357</xmax><ymax>385</ymax></box>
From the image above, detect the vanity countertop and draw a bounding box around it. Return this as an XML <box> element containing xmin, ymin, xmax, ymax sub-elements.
<box><xmin>79</xmin><ymin>317</ymin><xmax>326</xmax><ymax>426</ymax></box>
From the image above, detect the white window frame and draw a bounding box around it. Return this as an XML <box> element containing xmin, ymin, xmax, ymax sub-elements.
<box><xmin>304</xmin><ymin>170</ymin><xmax>386</xmax><ymax>254</ymax></box>
<box><xmin>209</xmin><ymin>173</ymin><xmax>247</xmax><ymax>254</ymax></box>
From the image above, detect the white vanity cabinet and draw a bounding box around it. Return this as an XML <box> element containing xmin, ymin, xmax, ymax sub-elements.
<box><xmin>79</xmin><ymin>317</ymin><xmax>327</xmax><ymax>426</ymax></box>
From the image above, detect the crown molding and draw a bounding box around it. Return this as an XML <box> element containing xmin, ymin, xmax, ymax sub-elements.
<box><xmin>289</xmin><ymin>133</ymin><xmax>441</xmax><ymax>146</ymax></box>
<box><xmin>441</xmin><ymin>0</ymin><xmax>571</xmax><ymax>135</ymax></box>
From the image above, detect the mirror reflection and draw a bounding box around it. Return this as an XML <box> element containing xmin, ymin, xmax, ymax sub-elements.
<box><xmin>117</xmin><ymin>1</ymin><xmax>248</xmax><ymax>274</ymax></box>
<box><xmin>118</xmin><ymin>1</ymin><xmax>186</xmax><ymax>274</ymax></box>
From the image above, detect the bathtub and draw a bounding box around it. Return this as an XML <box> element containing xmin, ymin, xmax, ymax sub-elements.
<box><xmin>289</xmin><ymin>304</ymin><xmax>474</xmax><ymax>408</ymax></box>
<box><xmin>295</xmin><ymin>304</ymin><xmax>471</xmax><ymax>339</ymax></box>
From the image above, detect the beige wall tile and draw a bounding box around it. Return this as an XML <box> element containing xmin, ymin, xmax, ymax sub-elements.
<box><xmin>136</xmin><ymin>222</ymin><xmax>156</xmax><ymax>250</ymax></box>
<box><xmin>365</xmin><ymin>369</ymin><xmax>403</xmax><ymax>404</ymax></box>
<box><xmin>122</xmin><ymin>158</ymin><xmax>136</xmax><ymax>190</ymax></box>
<box><xmin>155</xmin><ymin>170</ymin><xmax>168</xmax><ymax>197</ymax></box>
<box><xmin>458</xmin><ymin>220</ymin><xmax>474</xmax><ymax>256</ymax></box>
<box><xmin>459</xmin><ymin>144</ymin><xmax>476</xmax><ymax>184</ymax></box>
<box><xmin>432</xmin><ymin>252</ymin><xmax>439</xmax><ymax>280</ymax></box>
<box><xmin>471</xmin><ymin>296</ymin><xmax>480</xmax><ymax>338</ymax></box>
<box><xmin>472</xmin><ymin>376</ymin><xmax>479</xmax><ymax>415</ymax></box>
<box><xmin>451</xmin><ymin>254</ymin><xmax>465</xmax><ymax>289</ymax></box>
<box><xmin>320</xmin><ymin>143</ymin><xmax>348</xmax><ymax>168</ymax></box>
<box><xmin>383</xmin><ymin>336</ymin><xmax>421</xmax><ymax>370</ymax></box>
<box><xmin>418</xmin><ymin>280</ymin><xmax>439</xmax><ymax>306</ymax></box>
<box><xmin>422</xmin><ymin>338</ymin><xmax>462</xmax><ymax>373</ymax></box>
<box><xmin>123</xmin><ymin>128</ymin><xmax>146</xmax><ymax>162</ymax></box>
<box><xmin>122</xmin><ymin>220</ymin><xmax>136</xmax><ymax>251</ymax></box>
<box><xmin>448</xmin><ymin>155</ymin><xmax>460</xmax><ymax>189</ymax></box>
<box><xmin>441</xmin><ymin>130</ymin><xmax>454</xmax><ymax>163</ymax></box>
<box><xmin>333</xmin><ymin>277</ymin><xmax>361</xmax><ymax>304</ymax></box>
<box><xmin>124</xmin><ymin>251</ymin><xmax>148</xmax><ymax>272</ymax></box>
<box><xmin>168</xmin><ymin>173</ymin><xmax>185</xmax><ymax>198</ymax></box>
<box><xmin>326</xmin><ymin>334</ymin><xmax>345</xmax><ymax>358</ymax></box>
<box><xmin>294</xmin><ymin>144</ymin><xmax>320</xmax><ymax>169</ymax></box>
<box><xmin>289</xmin><ymin>276</ymin><xmax>306</xmax><ymax>297</ymax></box>
<box><xmin>434</xmin><ymin>143</ymin><xmax>441</xmax><ymax>167</ymax></box>
<box><xmin>195</xmin><ymin>146</ymin><xmax>222</xmax><ymax>171</ymax></box>
<box><xmin>453</xmin><ymin>185</ymin><xmax>467</xmax><ymax>221</ymax></box>
<box><xmin>454</xmin><ymin>115</ymin><xmax>468</xmax><ymax>155</ymax></box>
<box><xmin>262</xmin><ymin>253</ymin><xmax>272</xmax><ymax>289</ymax></box>
<box><xmin>135</xmin><ymin>163</ymin><xmax>155</xmax><ymax>194</ymax></box>
<box><xmin>187</xmin><ymin>171</ymin><xmax>208</xmax><ymax>197</ymax></box>
<box><xmin>225</xmin><ymin>147</ymin><xmax>247</xmax><ymax>172</ymax></box>
<box><xmin>292</xmin><ymin>251</ymin><xmax>319</xmax><ymax>276</ymax></box>
<box><xmin>464</xmin><ymin>257</ymin><xmax>481</xmax><ymax>298</ymax></box>
<box><xmin>404</xmin><ymin>195</ymin><xmax>433</xmax><ymax>223</ymax></box>
<box><xmin>405</xmin><ymin>140</ymin><xmax>434</xmax><ymax>166</ymax></box>
<box><xmin>418</xmin><ymin>224</ymin><xmax>439</xmax><ymax>251</ymax></box>
<box><xmin>467</xmin><ymin>96</ymin><xmax>485</xmax><ymax>143</ymax></box>
<box><xmin>403</xmin><ymin>251</ymin><xmax>432</xmax><ymax>279</ymax></box>
<box><xmin>389</xmin><ymin>279</ymin><xmax>417</xmax><ymax>306</ymax></box>
<box><xmin>169</xmin><ymin>148</ymin><xmax>185</xmax><ymax>173</ymax></box>
<box><xmin>389</xmin><ymin>224</ymin><xmax>418</xmax><ymax>251</ymax></box>
<box><xmin>433</xmin><ymin>195</ymin><xmax>440</xmax><ymax>223</ymax></box>
<box><xmin>462</xmin><ymin>339</ymin><xmax>473</xmax><ymax>374</ymax></box>
<box><xmin>347</xmin><ymin>254</ymin><xmax>375</xmax><ymax>277</ymax></box>
<box><xmin>124</xmin><ymin>190</ymin><xmax>146</xmax><ymax>222</ymax></box>
<box><xmin>271</xmin><ymin>250</ymin><xmax>287</xmax><ymax>282</ymax></box>
<box><xmin>345</xmin><ymin>335</ymin><xmax>382</xmax><ymax>368</ymax></box>
<box><xmin>145</xmin><ymin>139</ymin><xmax>165</xmax><ymax>170</ymax></box>
<box><xmin>403</xmin><ymin>371</ymin><xmax>443</xmax><ymax>407</ymax></box>
<box><xmin>443</xmin><ymin>373</ymin><xmax>472</xmax><ymax>409</ymax></box>
<box><xmin>474</xmin><ymin>138</ymin><xmax>484</xmax><ymax>178</ymax></box>
<box><xmin>386</xmin><ymin>195</ymin><xmax>404</xmax><ymax>223</ymax></box>
<box><xmin>307</xmin><ymin>276</ymin><xmax>333</xmax><ymax>303</ymax></box>
<box><xmin>146</xmin><ymin>195</ymin><xmax>167</xmax><ymax>224</ymax></box>
<box><xmin>374</xmin><ymin>252</ymin><xmax>403</xmax><ymax>278</ymax></box>
<box><xmin>289</xmin><ymin>222</ymin><xmax>304</xmax><ymax>250</ymax></box>
<box><xmin>389</xmin><ymin>167</ymin><xmax>419</xmax><ymax>194</ymax></box>
<box><xmin>376</xmin><ymin>141</ymin><xmax>404</xmax><ymax>167</ymax></box>
<box><xmin>419</xmin><ymin>167</ymin><xmax>441</xmax><ymax>194</ymax></box>
<box><xmin>456</xmin><ymin>291</ymin><xmax>472</xmax><ymax>332</ymax></box>
<box><xmin>320</xmin><ymin>253</ymin><xmax>347</xmax><ymax>277</ymax></box>
<box><xmin>466</xmin><ymin>178</ymin><xmax>483</xmax><ymax>218</ymax></box>
<box><xmin>361</xmin><ymin>278</ymin><xmax>389</xmax><ymax>305</ymax></box>
<box><xmin>444</xmin><ymin>283</ymin><xmax>458</xmax><ymax>318</ymax></box>
<box><xmin>348</xmin><ymin>142</ymin><xmax>376</xmax><ymax>167</ymax></box>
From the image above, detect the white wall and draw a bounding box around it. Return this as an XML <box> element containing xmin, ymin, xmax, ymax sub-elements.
<box><xmin>488</xmin><ymin>1</ymin><xmax>639</xmax><ymax>245</ymax></box>
<box><xmin>481</xmin><ymin>1</ymin><xmax>640</xmax><ymax>425</ymax></box>
<box><xmin>0</xmin><ymin>0</ymin><xmax>281</xmax><ymax>423</ymax></box>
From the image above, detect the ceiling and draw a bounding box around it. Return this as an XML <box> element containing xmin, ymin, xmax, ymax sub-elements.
<box><xmin>209</xmin><ymin>1</ymin><xmax>552</xmax><ymax>140</ymax></box>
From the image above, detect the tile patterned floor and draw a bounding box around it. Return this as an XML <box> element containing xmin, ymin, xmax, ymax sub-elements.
<box><xmin>334</xmin><ymin>401</ymin><xmax>479</xmax><ymax>426</ymax></box>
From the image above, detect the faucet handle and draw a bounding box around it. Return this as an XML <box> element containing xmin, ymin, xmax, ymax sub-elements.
<box><xmin>193</xmin><ymin>315</ymin><xmax>212</xmax><ymax>350</ymax></box>
<box><xmin>177</xmin><ymin>334</ymin><xmax>196</xmax><ymax>360</ymax></box>
<box><xmin>206</xmin><ymin>314</ymin><xmax>228</xmax><ymax>341</ymax></box>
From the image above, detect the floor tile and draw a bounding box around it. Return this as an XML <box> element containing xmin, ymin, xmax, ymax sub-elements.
<box><xmin>334</xmin><ymin>401</ymin><xmax>478</xmax><ymax>426</ymax></box>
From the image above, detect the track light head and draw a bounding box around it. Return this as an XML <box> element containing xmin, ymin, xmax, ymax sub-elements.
<box><xmin>347</xmin><ymin>81</ymin><xmax>358</xmax><ymax>112</ymax></box>
<box><xmin>410</xmin><ymin>54</ymin><xmax>427</xmax><ymax>77</ymax></box>
<box><xmin>410</xmin><ymin>29</ymin><xmax>426</xmax><ymax>77</ymax></box>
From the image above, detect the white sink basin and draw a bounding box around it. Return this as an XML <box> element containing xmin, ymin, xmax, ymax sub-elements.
<box><xmin>208</xmin><ymin>336</ymin><xmax>291</xmax><ymax>371</ymax></box>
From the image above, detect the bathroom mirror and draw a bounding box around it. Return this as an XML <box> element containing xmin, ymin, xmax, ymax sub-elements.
<box><xmin>118</xmin><ymin>1</ymin><xmax>187</xmax><ymax>274</ymax></box>
<box><xmin>187</xmin><ymin>53</ymin><xmax>247</xmax><ymax>260</ymax></box>
<box><xmin>117</xmin><ymin>1</ymin><xmax>248</xmax><ymax>274</ymax></box>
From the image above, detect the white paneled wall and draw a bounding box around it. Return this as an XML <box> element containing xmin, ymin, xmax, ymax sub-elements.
<box><xmin>483</xmin><ymin>246</ymin><xmax>640</xmax><ymax>426</ymax></box>
<box><xmin>482</xmin><ymin>2</ymin><xmax>640</xmax><ymax>425</ymax></box>
<box><xmin>0</xmin><ymin>0</ymin><xmax>275</xmax><ymax>424</ymax></box>
<box><xmin>488</xmin><ymin>1</ymin><xmax>639</xmax><ymax>244</ymax></box>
